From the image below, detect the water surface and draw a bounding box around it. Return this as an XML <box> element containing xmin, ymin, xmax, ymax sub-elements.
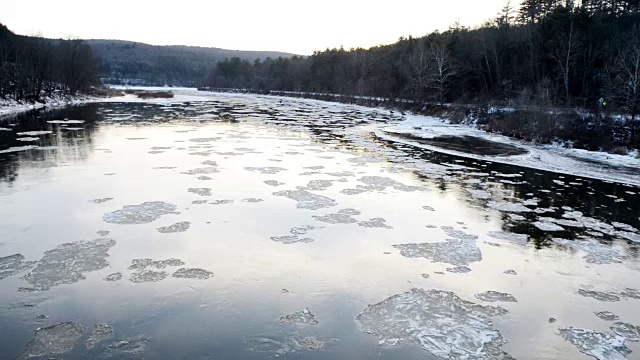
<box><xmin>1</xmin><ymin>93</ymin><xmax>640</xmax><ymax>359</ymax></box>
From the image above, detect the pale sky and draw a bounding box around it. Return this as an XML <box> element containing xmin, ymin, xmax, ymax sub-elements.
<box><xmin>2</xmin><ymin>0</ymin><xmax>507</xmax><ymax>55</ymax></box>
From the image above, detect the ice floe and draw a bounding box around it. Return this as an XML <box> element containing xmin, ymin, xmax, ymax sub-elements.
<box><xmin>22</xmin><ymin>238</ymin><xmax>115</xmax><ymax>290</ymax></box>
<box><xmin>558</xmin><ymin>327</ymin><xmax>630</xmax><ymax>360</ymax></box>
<box><xmin>280</xmin><ymin>308</ymin><xmax>318</xmax><ymax>325</ymax></box>
<box><xmin>273</xmin><ymin>189</ymin><xmax>337</xmax><ymax>210</ymax></box>
<box><xmin>355</xmin><ymin>288</ymin><xmax>511</xmax><ymax>359</ymax></box>
<box><xmin>103</xmin><ymin>202</ymin><xmax>177</xmax><ymax>224</ymax></box>
<box><xmin>21</xmin><ymin>321</ymin><xmax>86</xmax><ymax>358</ymax></box>
<box><xmin>157</xmin><ymin>221</ymin><xmax>191</xmax><ymax>233</ymax></box>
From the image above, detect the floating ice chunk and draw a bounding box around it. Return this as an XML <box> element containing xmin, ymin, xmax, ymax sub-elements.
<box><xmin>475</xmin><ymin>291</ymin><xmax>517</xmax><ymax>302</ymax></box>
<box><xmin>563</xmin><ymin>211</ymin><xmax>584</xmax><ymax>219</ymax></box>
<box><xmin>313</xmin><ymin>208</ymin><xmax>360</xmax><ymax>224</ymax></box>
<box><xmin>393</xmin><ymin>238</ymin><xmax>482</xmax><ymax>267</ymax></box>
<box><xmin>558</xmin><ymin>327</ymin><xmax>630</xmax><ymax>360</ymax></box>
<box><xmin>578</xmin><ymin>289</ymin><xmax>621</xmax><ymax>302</ymax></box>
<box><xmin>128</xmin><ymin>258</ymin><xmax>185</xmax><ymax>270</ymax></box>
<box><xmin>86</xmin><ymin>323</ymin><xmax>114</xmax><ymax>349</ymax></box>
<box><xmin>301</xmin><ymin>180</ymin><xmax>333</xmax><ymax>191</ymax></box>
<box><xmin>509</xmin><ymin>214</ymin><xmax>526</xmax><ymax>221</ymax></box>
<box><xmin>157</xmin><ymin>221</ymin><xmax>190</xmax><ymax>233</ymax></box>
<box><xmin>466</xmin><ymin>188</ymin><xmax>492</xmax><ymax>199</ymax></box>
<box><xmin>103</xmin><ymin>202</ymin><xmax>177</xmax><ymax>224</ymax></box>
<box><xmin>303</xmin><ymin>166</ymin><xmax>324</xmax><ymax>170</ymax></box>
<box><xmin>172</xmin><ymin>268</ymin><xmax>214</xmax><ymax>279</ymax></box>
<box><xmin>245</xmin><ymin>166</ymin><xmax>287</xmax><ymax>174</ymax></box>
<box><xmin>16</xmin><ymin>137</ymin><xmax>39</xmax><ymax>142</ymax></box>
<box><xmin>595</xmin><ymin>311</ymin><xmax>620</xmax><ymax>321</ymax></box>
<box><xmin>21</xmin><ymin>321</ymin><xmax>86</xmax><ymax>358</ymax></box>
<box><xmin>340</xmin><ymin>188</ymin><xmax>369</xmax><ymax>195</ymax></box>
<box><xmin>129</xmin><ymin>270</ymin><xmax>168</xmax><ymax>283</ymax></box>
<box><xmin>105</xmin><ymin>337</ymin><xmax>149</xmax><ymax>355</ymax></box>
<box><xmin>270</xmin><ymin>235</ymin><xmax>314</xmax><ymax>244</ymax></box>
<box><xmin>357</xmin><ymin>176</ymin><xmax>421</xmax><ymax>192</ymax></box>
<box><xmin>104</xmin><ymin>273</ymin><xmax>122</xmax><ymax>281</ymax></box>
<box><xmin>612</xmin><ymin>222</ymin><xmax>638</xmax><ymax>233</ymax></box>
<box><xmin>210</xmin><ymin>199</ymin><xmax>233</xmax><ymax>205</ymax></box>
<box><xmin>47</xmin><ymin>119</ymin><xmax>85</xmax><ymax>124</ymax></box>
<box><xmin>447</xmin><ymin>266</ymin><xmax>471</xmax><ymax>273</ymax></box>
<box><xmin>534</xmin><ymin>221</ymin><xmax>565</xmax><ymax>232</ymax></box>
<box><xmin>553</xmin><ymin>238</ymin><xmax>627</xmax><ymax>264</ymax></box>
<box><xmin>188</xmin><ymin>188</ymin><xmax>212</xmax><ymax>196</ymax></box>
<box><xmin>487</xmin><ymin>201</ymin><xmax>532</xmax><ymax>213</ymax></box>
<box><xmin>503</xmin><ymin>269</ymin><xmax>518</xmax><ymax>275</ymax></box>
<box><xmin>355</xmin><ymin>288</ymin><xmax>511</xmax><ymax>359</ymax></box>
<box><xmin>281</xmin><ymin>308</ymin><xmax>318</xmax><ymax>325</ymax></box>
<box><xmin>0</xmin><ymin>146</ymin><xmax>37</xmax><ymax>154</ymax></box>
<box><xmin>273</xmin><ymin>189</ymin><xmax>337</xmax><ymax>210</ymax></box>
<box><xmin>617</xmin><ymin>231</ymin><xmax>640</xmax><ymax>243</ymax></box>
<box><xmin>242</xmin><ymin>198</ymin><xmax>264</xmax><ymax>203</ymax></box>
<box><xmin>23</xmin><ymin>238</ymin><xmax>116</xmax><ymax>290</ymax></box>
<box><xmin>621</xmin><ymin>288</ymin><xmax>640</xmax><ymax>299</ymax></box>
<box><xmin>358</xmin><ymin>218</ymin><xmax>392</xmax><ymax>229</ymax></box>
<box><xmin>422</xmin><ymin>205</ymin><xmax>435</xmax><ymax>211</ymax></box>
<box><xmin>264</xmin><ymin>180</ymin><xmax>285</xmax><ymax>186</ymax></box>
<box><xmin>90</xmin><ymin>198</ymin><xmax>113</xmax><ymax>204</ymax></box>
<box><xmin>442</xmin><ymin>226</ymin><xmax>478</xmax><ymax>241</ymax></box>
<box><xmin>181</xmin><ymin>167</ymin><xmax>219</xmax><ymax>175</ymax></box>
<box><xmin>0</xmin><ymin>254</ymin><xmax>34</xmax><ymax>280</ymax></box>
<box><xmin>326</xmin><ymin>171</ymin><xmax>354</xmax><ymax>177</ymax></box>
<box><xmin>192</xmin><ymin>200</ymin><xmax>208</xmax><ymax>205</ymax></box>
<box><xmin>610</xmin><ymin>322</ymin><xmax>640</xmax><ymax>341</ymax></box>
<box><xmin>16</xmin><ymin>131</ymin><xmax>51</xmax><ymax>136</ymax></box>
<box><xmin>96</xmin><ymin>230</ymin><xmax>110</xmax><ymax>236</ymax></box>
<box><xmin>189</xmin><ymin>137</ymin><xmax>221</xmax><ymax>142</ymax></box>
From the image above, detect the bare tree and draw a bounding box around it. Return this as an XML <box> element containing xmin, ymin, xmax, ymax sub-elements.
<box><xmin>407</xmin><ymin>39</ymin><xmax>430</xmax><ymax>100</ymax></box>
<box><xmin>607</xmin><ymin>25</ymin><xmax>640</xmax><ymax>144</ymax></box>
<box><xmin>428</xmin><ymin>42</ymin><xmax>457</xmax><ymax>105</ymax></box>
<box><xmin>550</xmin><ymin>22</ymin><xmax>581</xmax><ymax>106</ymax></box>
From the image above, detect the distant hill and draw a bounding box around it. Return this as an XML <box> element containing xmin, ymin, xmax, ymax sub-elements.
<box><xmin>87</xmin><ymin>39</ymin><xmax>297</xmax><ymax>87</ymax></box>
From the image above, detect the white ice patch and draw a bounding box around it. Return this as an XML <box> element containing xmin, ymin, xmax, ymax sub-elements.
<box><xmin>553</xmin><ymin>238</ymin><xmax>627</xmax><ymax>264</ymax></box>
<box><xmin>22</xmin><ymin>238</ymin><xmax>116</xmax><ymax>291</ymax></box>
<box><xmin>487</xmin><ymin>201</ymin><xmax>532</xmax><ymax>213</ymax></box>
<box><xmin>355</xmin><ymin>288</ymin><xmax>512</xmax><ymax>359</ymax></box>
<box><xmin>487</xmin><ymin>231</ymin><xmax>529</xmax><ymax>245</ymax></box>
<box><xmin>47</xmin><ymin>120</ymin><xmax>85</xmax><ymax>124</ymax></box>
<box><xmin>394</xmin><ymin>233</ymin><xmax>482</xmax><ymax>266</ymax></box>
<box><xmin>610</xmin><ymin>322</ymin><xmax>640</xmax><ymax>342</ymax></box>
<box><xmin>16</xmin><ymin>137</ymin><xmax>39</xmax><ymax>142</ymax></box>
<box><xmin>281</xmin><ymin>308</ymin><xmax>318</xmax><ymax>325</ymax></box>
<box><xmin>273</xmin><ymin>189</ymin><xmax>337</xmax><ymax>210</ymax></box>
<box><xmin>103</xmin><ymin>202</ymin><xmax>177</xmax><ymax>224</ymax></box>
<box><xmin>558</xmin><ymin>327</ymin><xmax>630</xmax><ymax>360</ymax></box>
<box><xmin>245</xmin><ymin>166</ymin><xmax>287</xmax><ymax>174</ymax></box>
<box><xmin>475</xmin><ymin>291</ymin><xmax>518</xmax><ymax>303</ymax></box>
<box><xmin>466</xmin><ymin>188</ymin><xmax>492</xmax><ymax>199</ymax></box>
<box><xmin>157</xmin><ymin>221</ymin><xmax>190</xmax><ymax>233</ymax></box>
<box><xmin>21</xmin><ymin>322</ymin><xmax>86</xmax><ymax>358</ymax></box>
<box><xmin>313</xmin><ymin>208</ymin><xmax>361</xmax><ymax>224</ymax></box>
<box><xmin>16</xmin><ymin>131</ymin><xmax>51</xmax><ymax>136</ymax></box>
<box><xmin>533</xmin><ymin>221</ymin><xmax>565</xmax><ymax>232</ymax></box>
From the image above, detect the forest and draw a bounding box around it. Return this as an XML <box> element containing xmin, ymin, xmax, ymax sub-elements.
<box><xmin>0</xmin><ymin>24</ymin><xmax>99</xmax><ymax>102</ymax></box>
<box><xmin>205</xmin><ymin>0</ymin><xmax>640</xmax><ymax>149</ymax></box>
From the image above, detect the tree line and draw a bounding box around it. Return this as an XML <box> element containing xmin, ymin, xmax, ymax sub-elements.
<box><xmin>0</xmin><ymin>24</ymin><xmax>99</xmax><ymax>102</ymax></box>
<box><xmin>205</xmin><ymin>0</ymin><xmax>640</xmax><ymax>146</ymax></box>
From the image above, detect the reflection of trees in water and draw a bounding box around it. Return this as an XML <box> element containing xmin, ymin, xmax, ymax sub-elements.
<box><xmin>0</xmin><ymin>104</ymin><xmax>103</xmax><ymax>184</ymax></box>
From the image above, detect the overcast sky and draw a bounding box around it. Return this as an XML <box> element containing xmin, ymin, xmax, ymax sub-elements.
<box><xmin>2</xmin><ymin>0</ymin><xmax>507</xmax><ymax>55</ymax></box>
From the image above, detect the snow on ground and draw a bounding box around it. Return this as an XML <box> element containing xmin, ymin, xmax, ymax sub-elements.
<box><xmin>0</xmin><ymin>94</ymin><xmax>101</xmax><ymax>117</ymax></box>
<box><xmin>378</xmin><ymin>113</ymin><xmax>640</xmax><ymax>187</ymax></box>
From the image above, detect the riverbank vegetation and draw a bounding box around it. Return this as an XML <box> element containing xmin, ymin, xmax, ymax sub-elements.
<box><xmin>0</xmin><ymin>24</ymin><xmax>99</xmax><ymax>103</ymax></box>
<box><xmin>205</xmin><ymin>0</ymin><xmax>640</xmax><ymax>151</ymax></box>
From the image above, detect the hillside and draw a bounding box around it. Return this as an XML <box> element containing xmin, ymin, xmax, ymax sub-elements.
<box><xmin>87</xmin><ymin>39</ymin><xmax>297</xmax><ymax>86</ymax></box>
